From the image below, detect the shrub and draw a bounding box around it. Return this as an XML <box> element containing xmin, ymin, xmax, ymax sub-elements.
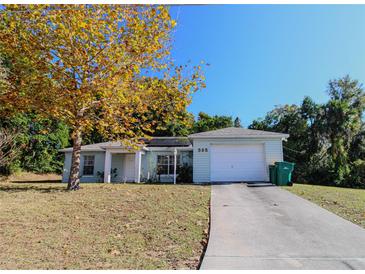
<box><xmin>177</xmin><ymin>164</ymin><xmax>193</xmax><ymax>183</ymax></box>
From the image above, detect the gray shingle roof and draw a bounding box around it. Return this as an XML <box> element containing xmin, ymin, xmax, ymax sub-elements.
<box><xmin>59</xmin><ymin>141</ymin><xmax>121</xmax><ymax>152</ymax></box>
<box><xmin>188</xmin><ymin>127</ymin><xmax>289</xmax><ymax>138</ymax></box>
<box><xmin>142</xmin><ymin>137</ymin><xmax>191</xmax><ymax>147</ymax></box>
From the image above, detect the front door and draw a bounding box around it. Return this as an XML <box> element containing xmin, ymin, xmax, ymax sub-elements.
<box><xmin>123</xmin><ymin>154</ymin><xmax>135</xmax><ymax>182</ymax></box>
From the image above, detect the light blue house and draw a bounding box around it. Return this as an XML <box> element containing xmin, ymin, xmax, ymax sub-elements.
<box><xmin>60</xmin><ymin>127</ymin><xmax>289</xmax><ymax>184</ymax></box>
<box><xmin>60</xmin><ymin>137</ymin><xmax>193</xmax><ymax>184</ymax></box>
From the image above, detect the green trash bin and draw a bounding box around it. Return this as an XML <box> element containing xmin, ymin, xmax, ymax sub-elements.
<box><xmin>275</xmin><ymin>161</ymin><xmax>295</xmax><ymax>186</ymax></box>
<box><xmin>269</xmin><ymin>165</ymin><xmax>277</xmax><ymax>185</ymax></box>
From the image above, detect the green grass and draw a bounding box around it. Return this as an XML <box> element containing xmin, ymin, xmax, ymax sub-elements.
<box><xmin>284</xmin><ymin>184</ymin><xmax>365</xmax><ymax>229</ymax></box>
<box><xmin>0</xmin><ymin>182</ymin><xmax>210</xmax><ymax>269</ymax></box>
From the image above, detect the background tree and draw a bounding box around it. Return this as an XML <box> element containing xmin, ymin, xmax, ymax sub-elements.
<box><xmin>0</xmin><ymin>5</ymin><xmax>205</xmax><ymax>190</ymax></box>
<box><xmin>153</xmin><ymin>111</ymin><xmax>194</xmax><ymax>136</ymax></box>
<box><xmin>348</xmin><ymin>123</ymin><xmax>365</xmax><ymax>186</ymax></box>
<box><xmin>234</xmin><ymin>117</ymin><xmax>242</xmax><ymax>128</ymax></box>
<box><xmin>324</xmin><ymin>76</ymin><xmax>365</xmax><ymax>184</ymax></box>
<box><xmin>0</xmin><ymin>113</ymin><xmax>69</xmax><ymax>174</ymax></box>
<box><xmin>249</xmin><ymin>104</ymin><xmax>309</xmax><ymax>180</ymax></box>
<box><xmin>249</xmin><ymin>76</ymin><xmax>365</xmax><ymax>187</ymax></box>
<box><xmin>349</xmin><ymin>123</ymin><xmax>365</xmax><ymax>162</ymax></box>
<box><xmin>193</xmin><ymin>112</ymin><xmax>233</xmax><ymax>133</ymax></box>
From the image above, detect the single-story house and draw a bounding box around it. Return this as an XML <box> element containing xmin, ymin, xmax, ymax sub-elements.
<box><xmin>60</xmin><ymin>127</ymin><xmax>289</xmax><ymax>184</ymax></box>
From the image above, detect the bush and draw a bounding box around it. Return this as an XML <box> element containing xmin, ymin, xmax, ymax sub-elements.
<box><xmin>347</xmin><ymin>160</ymin><xmax>365</xmax><ymax>188</ymax></box>
<box><xmin>177</xmin><ymin>164</ymin><xmax>193</xmax><ymax>183</ymax></box>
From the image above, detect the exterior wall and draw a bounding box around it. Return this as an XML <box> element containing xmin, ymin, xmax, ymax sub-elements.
<box><xmin>192</xmin><ymin>138</ymin><xmax>284</xmax><ymax>183</ymax></box>
<box><xmin>62</xmin><ymin>151</ymin><xmax>106</xmax><ymax>183</ymax></box>
<box><xmin>62</xmin><ymin>149</ymin><xmax>193</xmax><ymax>184</ymax></box>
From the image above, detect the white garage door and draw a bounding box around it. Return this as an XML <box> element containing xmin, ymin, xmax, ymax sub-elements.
<box><xmin>210</xmin><ymin>144</ymin><xmax>267</xmax><ymax>182</ymax></box>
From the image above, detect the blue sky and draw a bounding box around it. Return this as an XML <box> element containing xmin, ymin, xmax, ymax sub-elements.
<box><xmin>169</xmin><ymin>5</ymin><xmax>365</xmax><ymax>126</ymax></box>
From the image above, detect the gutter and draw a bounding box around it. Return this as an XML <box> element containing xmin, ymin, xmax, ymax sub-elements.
<box><xmin>188</xmin><ymin>135</ymin><xmax>290</xmax><ymax>139</ymax></box>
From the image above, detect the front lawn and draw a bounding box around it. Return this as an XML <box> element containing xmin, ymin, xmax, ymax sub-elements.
<box><xmin>0</xmin><ymin>182</ymin><xmax>210</xmax><ymax>269</ymax></box>
<box><xmin>284</xmin><ymin>184</ymin><xmax>365</xmax><ymax>229</ymax></box>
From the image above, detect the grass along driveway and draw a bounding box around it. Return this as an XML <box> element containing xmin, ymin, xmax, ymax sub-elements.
<box><xmin>284</xmin><ymin>184</ymin><xmax>365</xmax><ymax>229</ymax></box>
<box><xmin>0</xmin><ymin>183</ymin><xmax>210</xmax><ymax>269</ymax></box>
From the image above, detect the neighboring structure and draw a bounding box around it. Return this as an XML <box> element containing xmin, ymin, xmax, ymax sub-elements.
<box><xmin>60</xmin><ymin>127</ymin><xmax>289</xmax><ymax>184</ymax></box>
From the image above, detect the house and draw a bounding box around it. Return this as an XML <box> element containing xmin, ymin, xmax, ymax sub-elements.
<box><xmin>60</xmin><ymin>127</ymin><xmax>289</xmax><ymax>184</ymax></box>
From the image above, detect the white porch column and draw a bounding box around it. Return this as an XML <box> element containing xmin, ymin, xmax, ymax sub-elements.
<box><xmin>173</xmin><ymin>148</ymin><xmax>177</xmax><ymax>184</ymax></box>
<box><xmin>104</xmin><ymin>150</ymin><xmax>112</xmax><ymax>183</ymax></box>
<box><xmin>134</xmin><ymin>151</ymin><xmax>142</xmax><ymax>183</ymax></box>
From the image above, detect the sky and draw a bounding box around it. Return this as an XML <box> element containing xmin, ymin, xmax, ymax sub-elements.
<box><xmin>169</xmin><ymin>5</ymin><xmax>365</xmax><ymax>126</ymax></box>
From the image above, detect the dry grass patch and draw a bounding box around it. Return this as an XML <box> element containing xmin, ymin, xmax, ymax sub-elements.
<box><xmin>284</xmin><ymin>184</ymin><xmax>365</xmax><ymax>229</ymax></box>
<box><xmin>1</xmin><ymin>172</ymin><xmax>61</xmax><ymax>182</ymax></box>
<box><xmin>0</xmin><ymin>182</ymin><xmax>210</xmax><ymax>269</ymax></box>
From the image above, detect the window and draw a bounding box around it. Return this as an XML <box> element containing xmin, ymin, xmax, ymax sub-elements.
<box><xmin>157</xmin><ymin>155</ymin><xmax>181</xmax><ymax>175</ymax></box>
<box><xmin>83</xmin><ymin>155</ymin><xmax>95</xmax><ymax>176</ymax></box>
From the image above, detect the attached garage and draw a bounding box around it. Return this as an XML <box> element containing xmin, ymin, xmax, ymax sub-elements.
<box><xmin>210</xmin><ymin>144</ymin><xmax>266</xmax><ymax>182</ymax></box>
<box><xmin>189</xmin><ymin>127</ymin><xmax>289</xmax><ymax>183</ymax></box>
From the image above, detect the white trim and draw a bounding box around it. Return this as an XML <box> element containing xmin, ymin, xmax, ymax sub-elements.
<box><xmin>102</xmin><ymin>148</ymin><xmax>145</xmax><ymax>154</ymax></box>
<box><xmin>189</xmin><ymin>135</ymin><xmax>289</xmax><ymax>139</ymax></box>
<box><xmin>100</xmin><ymin>146</ymin><xmax>148</xmax><ymax>151</ymax></box>
<box><xmin>59</xmin><ymin>145</ymin><xmax>148</xmax><ymax>153</ymax></box>
<box><xmin>143</xmin><ymin>136</ymin><xmax>189</xmax><ymax>139</ymax></box>
<box><xmin>147</xmin><ymin>146</ymin><xmax>193</xmax><ymax>151</ymax></box>
<box><xmin>134</xmin><ymin>151</ymin><xmax>142</xmax><ymax>183</ymax></box>
<box><xmin>173</xmin><ymin>148</ymin><xmax>177</xmax><ymax>184</ymax></box>
<box><xmin>103</xmin><ymin>150</ymin><xmax>112</xmax><ymax>183</ymax></box>
<box><xmin>59</xmin><ymin>148</ymin><xmax>104</xmax><ymax>152</ymax></box>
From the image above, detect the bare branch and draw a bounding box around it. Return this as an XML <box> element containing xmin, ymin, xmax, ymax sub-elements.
<box><xmin>0</xmin><ymin>128</ymin><xmax>19</xmax><ymax>167</ymax></box>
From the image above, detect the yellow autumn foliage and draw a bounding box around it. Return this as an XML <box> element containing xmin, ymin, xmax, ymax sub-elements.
<box><xmin>0</xmin><ymin>5</ymin><xmax>205</xmax><ymax>188</ymax></box>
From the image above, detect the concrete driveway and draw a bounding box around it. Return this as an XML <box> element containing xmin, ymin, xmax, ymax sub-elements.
<box><xmin>200</xmin><ymin>183</ymin><xmax>365</xmax><ymax>269</ymax></box>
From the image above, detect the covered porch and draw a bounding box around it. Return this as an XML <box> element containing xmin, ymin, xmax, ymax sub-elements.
<box><xmin>103</xmin><ymin>149</ymin><xmax>144</xmax><ymax>183</ymax></box>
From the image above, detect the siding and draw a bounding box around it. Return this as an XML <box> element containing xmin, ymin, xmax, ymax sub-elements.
<box><xmin>192</xmin><ymin>138</ymin><xmax>284</xmax><ymax>183</ymax></box>
<box><xmin>193</xmin><ymin>140</ymin><xmax>211</xmax><ymax>183</ymax></box>
<box><xmin>62</xmin><ymin>151</ymin><xmax>106</xmax><ymax>183</ymax></box>
<box><xmin>62</xmin><ymin>150</ymin><xmax>193</xmax><ymax>183</ymax></box>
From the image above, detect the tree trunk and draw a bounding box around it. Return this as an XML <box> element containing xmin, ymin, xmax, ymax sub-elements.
<box><xmin>67</xmin><ymin>128</ymin><xmax>82</xmax><ymax>190</ymax></box>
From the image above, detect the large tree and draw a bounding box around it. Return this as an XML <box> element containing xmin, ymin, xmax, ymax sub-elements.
<box><xmin>324</xmin><ymin>76</ymin><xmax>365</xmax><ymax>184</ymax></box>
<box><xmin>0</xmin><ymin>5</ymin><xmax>205</xmax><ymax>190</ymax></box>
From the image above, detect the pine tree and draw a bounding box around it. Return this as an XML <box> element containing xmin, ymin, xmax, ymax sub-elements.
<box><xmin>234</xmin><ymin>117</ymin><xmax>242</xmax><ymax>128</ymax></box>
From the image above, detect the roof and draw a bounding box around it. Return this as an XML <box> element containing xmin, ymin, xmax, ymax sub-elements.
<box><xmin>59</xmin><ymin>137</ymin><xmax>192</xmax><ymax>152</ymax></box>
<box><xmin>59</xmin><ymin>142</ymin><xmax>111</xmax><ymax>152</ymax></box>
<box><xmin>142</xmin><ymin>137</ymin><xmax>191</xmax><ymax>147</ymax></box>
<box><xmin>188</xmin><ymin>127</ymin><xmax>289</xmax><ymax>139</ymax></box>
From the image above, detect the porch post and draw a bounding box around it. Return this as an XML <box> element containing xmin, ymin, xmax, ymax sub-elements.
<box><xmin>173</xmin><ymin>148</ymin><xmax>177</xmax><ymax>184</ymax></box>
<box><xmin>134</xmin><ymin>151</ymin><xmax>142</xmax><ymax>183</ymax></box>
<box><xmin>104</xmin><ymin>150</ymin><xmax>112</xmax><ymax>183</ymax></box>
